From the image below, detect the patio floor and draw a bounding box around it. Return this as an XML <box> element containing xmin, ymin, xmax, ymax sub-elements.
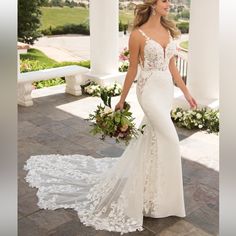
<box><xmin>18</xmin><ymin>83</ymin><xmax>219</xmax><ymax>236</ymax></box>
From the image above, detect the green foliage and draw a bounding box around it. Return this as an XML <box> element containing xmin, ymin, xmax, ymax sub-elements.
<box><xmin>180</xmin><ymin>10</ymin><xmax>190</xmax><ymax>19</ymax></box>
<box><xmin>176</xmin><ymin>22</ymin><xmax>189</xmax><ymax>34</ymax></box>
<box><xmin>52</xmin><ymin>60</ymin><xmax>90</xmax><ymax>69</ymax></box>
<box><xmin>50</xmin><ymin>0</ymin><xmax>64</xmax><ymax>7</ymax></box>
<box><xmin>119</xmin><ymin>21</ymin><xmax>128</xmax><ymax>33</ymax></box>
<box><xmin>41</xmin><ymin>23</ymin><xmax>90</xmax><ymax>35</ymax></box>
<box><xmin>119</xmin><ymin>61</ymin><xmax>129</xmax><ymax>72</ymax></box>
<box><xmin>87</xmin><ymin>94</ymin><xmax>146</xmax><ymax>145</ymax></box>
<box><xmin>174</xmin><ymin>14</ymin><xmax>181</xmax><ymax>21</ymax></box>
<box><xmin>42</xmin><ymin>20</ymin><xmax>128</xmax><ymax>36</ymax></box>
<box><xmin>41</xmin><ymin>0</ymin><xmax>79</xmax><ymax>8</ymax></box>
<box><xmin>20</xmin><ymin>59</ymin><xmax>48</xmax><ymax>73</ymax></box>
<box><xmin>171</xmin><ymin>107</ymin><xmax>219</xmax><ymax>134</ymax></box>
<box><xmin>33</xmin><ymin>78</ymin><xmax>65</xmax><ymax>89</ymax></box>
<box><xmin>18</xmin><ymin>0</ymin><xmax>46</xmax><ymax>44</ymax></box>
<box><xmin>180</xmin><ymin>41</ymin><xmax>189</xmax><ymax>50</ymax></box>
<box><xmin>20</xmin><ymin>48</ymin><xmax>57</xmax><ymax>66</ymax></box>
<box><xmin>119</xmin><ymin>47</ymin><xmax>130</xmax><ymax>72</ymax></box>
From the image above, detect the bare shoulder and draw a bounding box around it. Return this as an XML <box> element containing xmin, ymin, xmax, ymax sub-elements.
<box><xmin>128</xmin><ymin>28</ymin><xmax>142</xmax><ymax>48</ymax></box>
<box><xmin>129</xmin><ymin>28</ymin><xmax>141</xmax><ymax>41</ymax></box>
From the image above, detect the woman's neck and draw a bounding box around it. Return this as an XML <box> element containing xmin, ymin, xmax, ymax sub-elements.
<box><xmin>146</xmin><ymin>14</ymin><xmax>163</xmax><ymax>30</ymax></box>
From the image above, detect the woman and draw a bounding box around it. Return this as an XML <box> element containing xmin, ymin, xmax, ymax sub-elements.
<box><xmin>24</xmin><ymin>0</ymin><xmax>197</xmax><ymax>234</ymax></box>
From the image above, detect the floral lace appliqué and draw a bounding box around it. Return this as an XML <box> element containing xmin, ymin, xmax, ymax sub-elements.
<box><xmin>137</xmin><ymin>28</ymin><xmax>177</xmax><ymax>94</ymax></box>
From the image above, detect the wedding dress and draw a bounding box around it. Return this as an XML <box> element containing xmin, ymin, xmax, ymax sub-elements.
<box><xmin>23</xmin><ymin>28</ymin><xmax>186</xmax><ymax>234</ymax></box>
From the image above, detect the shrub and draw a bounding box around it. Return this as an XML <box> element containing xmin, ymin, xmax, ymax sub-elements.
<box><xmin>171</xmin><ymin>107</ymin><xmax>219</xmax><ymax>134</ymax></box>
<box><xmin>176</xmin><ymin>22</ymin><xmax>189</xmax><ymax>34</ymax></box>
<box><xmin>82</xmin><ymin>81</ymin><xmax>122</xmax><ymax>97</ymax></box>
<box><xmin>119</xmin><ymin>47</ymin><xmax>130</xmax><ymax>72</ymax></box>
<box><xmin>52</xmin><ymin>60</ymin><xmax>90</xmax><ymax>69</ymax></box>
<box><xmin>41</xmin><ymin>23</ymin><xmax>90</xmax><ymax>36</ymax></box>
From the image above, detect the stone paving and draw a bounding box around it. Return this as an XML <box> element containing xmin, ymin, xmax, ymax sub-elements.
<box><xmin>18</xmin><ymin>83</ymin><xmax>219</xmax><ymax>236</ymax></box>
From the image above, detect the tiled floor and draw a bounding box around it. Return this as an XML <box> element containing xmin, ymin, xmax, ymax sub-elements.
<box><xmin>18</xmin><ymin>84</ymin><xmax>219</xmax><ymax>236</ymax></box>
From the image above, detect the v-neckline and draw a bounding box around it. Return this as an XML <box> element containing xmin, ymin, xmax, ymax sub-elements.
<box><xmin>138</xmin><ymin>28</ymin><xmax>172</xmax><ymax>51</ymax></box>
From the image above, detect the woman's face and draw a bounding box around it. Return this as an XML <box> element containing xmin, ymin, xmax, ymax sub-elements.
<box><xmin>153</xmin><ymin>0</ymin><xmax>171</xmax><ymax>17</ymax></box>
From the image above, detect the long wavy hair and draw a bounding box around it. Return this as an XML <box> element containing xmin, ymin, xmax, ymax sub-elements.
<box><xmin>132</xmin><ymin>0</ymin><xmax>181</xmax><ymax>39</ymax></box>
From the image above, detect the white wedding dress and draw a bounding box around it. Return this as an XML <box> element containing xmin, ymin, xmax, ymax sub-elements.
<box><xmin>24</xmin><ymin>28</ymin><xmax>186</xmax><ymax>234</ymax></box>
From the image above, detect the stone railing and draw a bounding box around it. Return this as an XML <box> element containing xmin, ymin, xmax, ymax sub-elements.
<box><xmin>175</xmin><ymin>50</ymin><xmax>188</xmax><ymax>84</ymax></box>
<box><xmin>18</xmin><ymin>65</ymin><xmax>89</xmax><ymax>106</ymax></box>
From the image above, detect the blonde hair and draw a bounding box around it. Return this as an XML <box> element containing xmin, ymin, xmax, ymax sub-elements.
<box><xmin>132</xmin><ymin>0</ymin><xmax>181</xmax><ymax>39</ymax></box>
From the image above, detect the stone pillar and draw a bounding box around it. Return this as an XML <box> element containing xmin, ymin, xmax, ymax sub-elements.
<box><xmin>82</xmin><ymin>0</ymin><xmax>126</xmax><ymax>86</ymax></box>
<box><xmin>172</xmin><ymin>0</ymin><xmax>219</xmax><ymax>109</ymax></box>
<box><xmin>187</xmin><ymin>0</ymin><xmax>219</xmax><ymax>107</ymax></box>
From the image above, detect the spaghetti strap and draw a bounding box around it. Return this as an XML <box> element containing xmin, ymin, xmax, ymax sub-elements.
<box><xmin>138</xmin><ymin>28</ymin><xmax>150</xmax><ymax>41</ymax></box>
<box><xmin>139</xmin><ymin>28</ymin><xmax>172</xmax><ymax>42</ymax></box>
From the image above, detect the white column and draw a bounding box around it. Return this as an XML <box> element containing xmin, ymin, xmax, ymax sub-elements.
<box><xmin>187</xmin><ymin>0</ymin><xmax>219</xmax><ymax>107</ymax></box>
<box><xmin>82</xmin><ymin>0</ymin><xmax>126</xmax><ymax>86</ymax></box>
<box><xmin>173</xmin><ymin>0</ymin><xmax>219</xmax><ymax>110</ymax></box>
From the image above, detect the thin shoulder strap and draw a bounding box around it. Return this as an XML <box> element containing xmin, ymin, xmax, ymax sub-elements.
<box><xmin>138</xmin><ymin>28</ymin><xmax>150</xmax><ymax>40</ymax></box>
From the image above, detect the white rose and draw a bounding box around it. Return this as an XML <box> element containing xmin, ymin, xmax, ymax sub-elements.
<box><xmin>104</xmin><ymin>106</ymin><xmax>113</xmax><ymax>114</ymax></box>
<box><xmin>198</xmin><ymin>124</ymin><xmax>203</xmax><ymax>128</ymax></box>
<box><xmin>85</xmin><ymin>87</ymin><xmax>91</xmax><ymax>93</ymax></box>
<box><xmin>88</xmin><ymin>88</ymin><xmax>93</xmax><ymax>94</ymax></box>
<box><xmin>119</xmin><ymin>61</ymin><xmax>123</xmax><ymax>67</ymax></box>
<box><xmin>196</xmin><ymin>113</ymin><xmax>202</xmax><ymax>119</ymax></box>
<box><xmin>177</xmin><ymin>112</ymin><xmax>182</xmax><ymax>117</ymax></box>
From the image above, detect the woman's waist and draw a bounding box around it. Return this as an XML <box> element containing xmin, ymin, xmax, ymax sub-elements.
<box><xmin>139</xmin><ymin>68</ymin><xmax>172</xmax><ymax>76</ymax></box>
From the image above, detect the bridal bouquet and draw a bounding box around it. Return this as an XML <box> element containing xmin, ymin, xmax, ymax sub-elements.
<box><xmin>87</xmin><ymin>90</ymin><xmax>146</xmax><ymax>145</ymax></box>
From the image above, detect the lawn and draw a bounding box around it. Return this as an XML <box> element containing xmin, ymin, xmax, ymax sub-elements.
<box><xmin>20</xmin><ymin>48</ymin><xmax>57</xmax><ymax>66</ymax></box>
<box><xmin>40</xmin><ymin>7</ymin><xmax>134</xmax><ymax>30</ymax></box>
<box><xmin>180</xmin><ymin>40</ymin><xmax>189</xmax><ymax>50</ymax></box>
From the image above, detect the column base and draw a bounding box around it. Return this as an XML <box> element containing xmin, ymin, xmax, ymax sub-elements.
<box><xmin>81</xmin><ymin>71</ymin><xmax>127</xmax><ymax>87</ymax></box>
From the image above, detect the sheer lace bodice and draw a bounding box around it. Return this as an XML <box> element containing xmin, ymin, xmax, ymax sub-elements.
<box><xmin>138</xmin><ymin>28</ymin><xmax>177</xmax><ymax>71</ymax></box>
<box><xmin>137</xmin><ymin>28</ymin><xmax>177</xmax><ymax>95</ymax></box>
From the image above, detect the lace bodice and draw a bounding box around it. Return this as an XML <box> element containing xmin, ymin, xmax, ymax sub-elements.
<box><xmin>136</xmin><ymin>28</ymin><xmax>177</xmax><ymax>94</ymax></box>
<box><xmin>138</xmin><ymin>28</ymin><xmax>177</xmax><ymax>71</ymax></box>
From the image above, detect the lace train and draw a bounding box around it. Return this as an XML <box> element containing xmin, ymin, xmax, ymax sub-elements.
<box><xmin>24</xmin><ymin>116</ymin><xmax>154</xmax><ymax>234</ymax></box>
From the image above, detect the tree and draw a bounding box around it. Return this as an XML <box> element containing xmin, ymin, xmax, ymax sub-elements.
<box><xmin>18</xmin><ymin>0</ymin><xmax>46</xmax><ymax>44</ymax></box>
<box><xmin>181</xmin><ymin>10</ymin><xmax>190</xmax><ymax>19</ymax></box>
<box><xmin>51</xmin><ymin>0</ymin><xmax>63</xmax><ymax>7</ymax></box>
<box><xmin>41</xmin><ymin>0</ymin><xmax>50</xmax><ymax>6</ymax></box>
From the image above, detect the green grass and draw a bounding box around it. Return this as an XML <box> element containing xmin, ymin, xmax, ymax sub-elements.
<box><xmin>20</xmin><ymin>48</ymin><xmax>91</xmax><ymax>69</ymax></box>
<box><xmin>119</xmin><ymin>9</ymin><xmax>134</xmax><ymax>25</ymax></box>
<box><xmin>40</xmin><ymin>7</ymin><xmax>89</xmax><ymax>30</ymax></box>
<box><xmin>20</xmin><ymin>48</ymin><xmax>57</xmax><ymax>65</ymax></box>
<box><xmin>39</xmin><ymin>7</ymin><xmax>134</xmax><ymax>30</ymax></box>
<box><xmin>180</xmin><ymin>41</ymin><xmax>188</xmax><ymax>50</ymax></box>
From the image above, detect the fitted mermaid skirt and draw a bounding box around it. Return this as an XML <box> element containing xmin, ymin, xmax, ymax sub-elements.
<box><xmin>24</xmin><ymin>68</ymin><xmax>186</xmax><ymax>234</ymax></box>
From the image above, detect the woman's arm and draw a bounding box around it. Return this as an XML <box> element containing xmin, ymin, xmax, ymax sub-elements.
<box><xmin>169</xmin><ymin>55</ymin><xmax>198</xmax><ymax>108</ymax></box>
<box><xmin>115</xmin><ymin>30</ymin><xmax>140</xmax><ymax>110</ymax></box>
<box><xmin>169</xmin><ymin>56</ymin><xmax>189</xmax><ymax>95</ymax></box>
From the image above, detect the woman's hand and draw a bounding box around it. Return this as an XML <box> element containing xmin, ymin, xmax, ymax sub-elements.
<box><xmin>184</xmin><ymin>92</ymin><xmax>198</xmax><ymax>109</ymax></box>
<box><xmin>115</xmin><ymin>101</ymin><xmax>124</xmax><ymax>111</ymax></box>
